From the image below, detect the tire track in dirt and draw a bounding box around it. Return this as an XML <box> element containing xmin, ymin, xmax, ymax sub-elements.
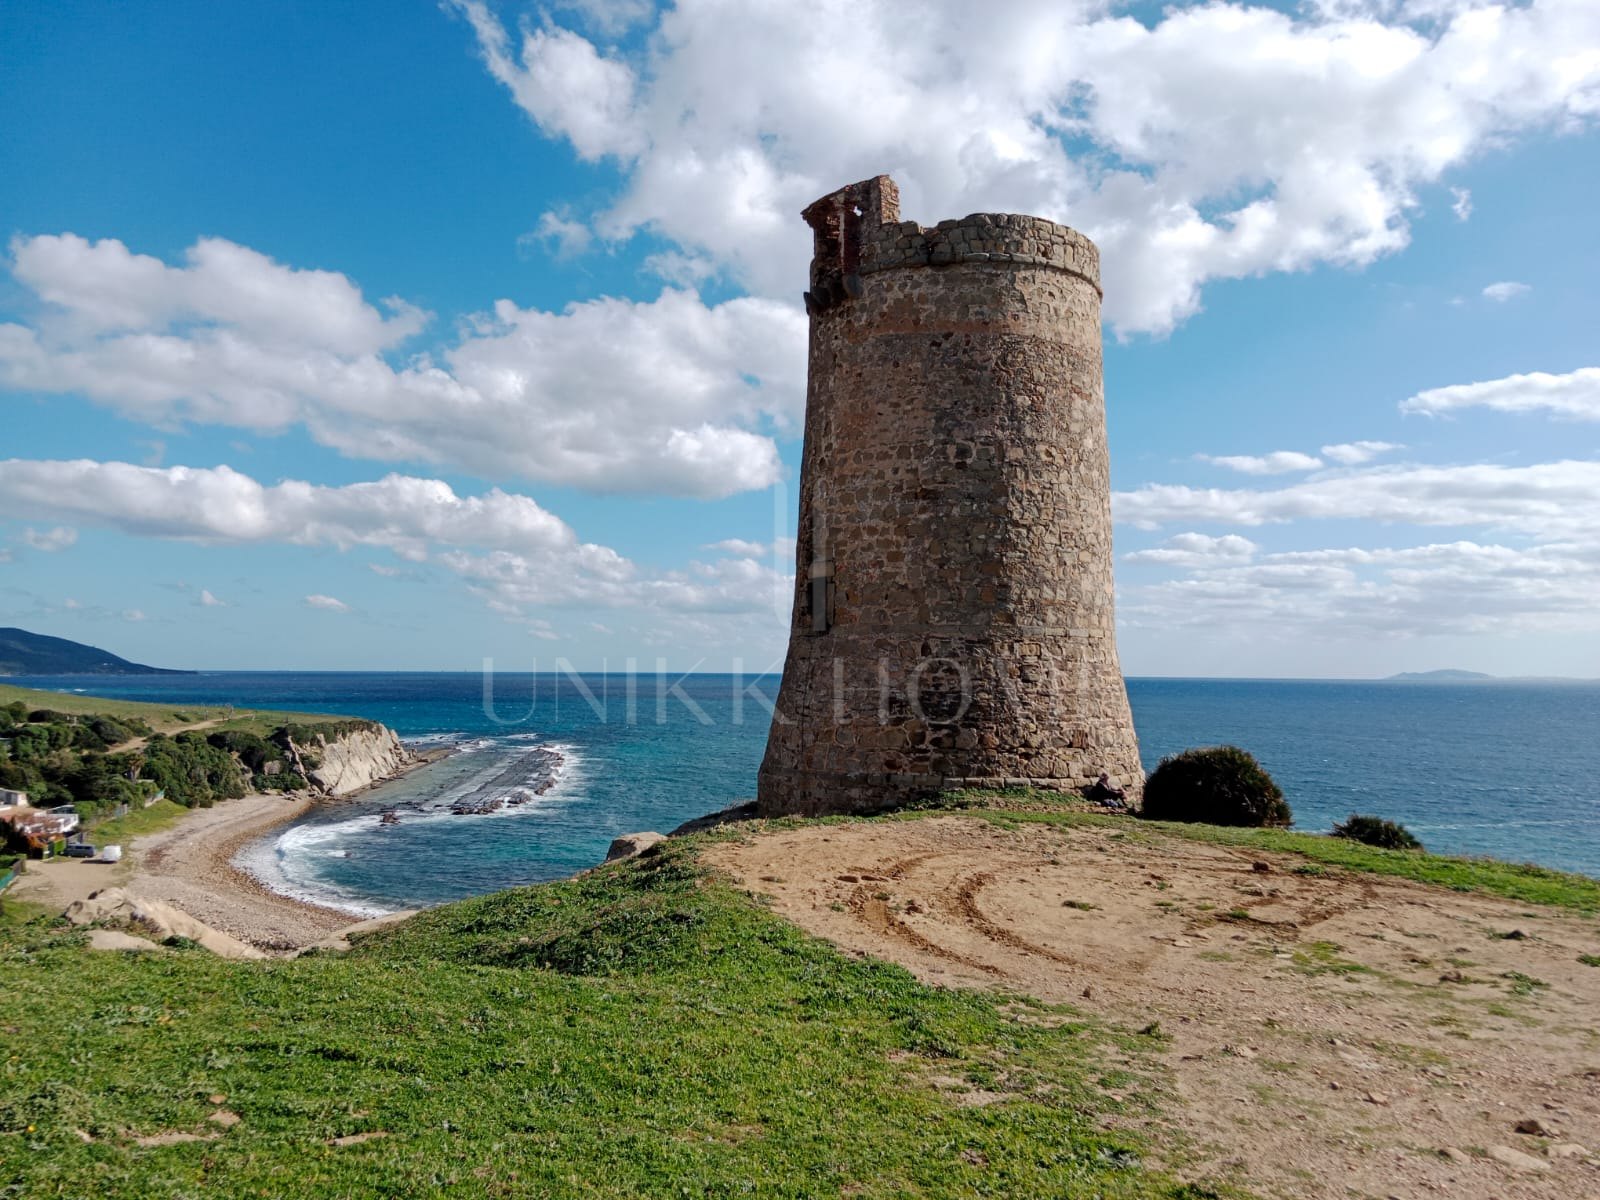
<box><xmin>709</xmin><ymin>815</ymin><xmax>1600</xmax><ymax>1200</ymax></box>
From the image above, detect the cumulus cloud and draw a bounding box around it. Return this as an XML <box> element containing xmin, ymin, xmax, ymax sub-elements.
<box><xmin>20</xmin><ymin>526</ymin><xmax>77</xmax><ymax>551</ymax></box>
<box><xmin>198</xmin><ymin>589</ymin><xmax>226</xmax><ymax>607</ymax></box>
<box><xmin>305</xmin><ymin>594</ymin><xmax>350</xmax><ymax>612</ymax></box>
<box><xmin>0</xmin><ymin>458</ymin><xmax>793</xmax><ymax>623</ymax></box>
<box><xmin>1450</xmin><ymin>187</ymin><xmax>1472</xmax><ymax>221</ymax></box>
<box><xmin>0</xmin><ymin>235</ymin><xmax>805</xmax><ymax>499</ymax></box>
<box><xmin>1401</xmin><ymin>367</ymin><xmax>1600</xmax><ymax>421</ymax></box>
<box><xmin>1116</xmin><ymin>459</ymin><xmax>1600</xmax><ymax>539</ymax></box>
<box><xmin>1198</xmin><ymin>451</ymin><xmax>1322</xmax><ymax>475</ymax></box>
<box><xmin>452</xmin><ymin>0</ymin><xmax>1600</xmax><ymax>335</ymax></box>
<box><xmin>1482</xmin><ymin>280</ymin><xmax>1532</xmax><ymax>302</ymax></box>
<box><xmin>1320</xmin><ymin>440</ymin><xmax>1403</xmax><ymax>465</ymax></box>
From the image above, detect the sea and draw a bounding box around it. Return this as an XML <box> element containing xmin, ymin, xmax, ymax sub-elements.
<box><xmin>13</xmin><ymin>672</ymin><xmax>1600</xmax><ymax>913</ymax></box>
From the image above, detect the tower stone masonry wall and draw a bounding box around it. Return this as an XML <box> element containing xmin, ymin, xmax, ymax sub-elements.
<box><xmin>757</xmin><ymin>175</ymin><xmax>1143</xmax><ymax>818</ymax></box>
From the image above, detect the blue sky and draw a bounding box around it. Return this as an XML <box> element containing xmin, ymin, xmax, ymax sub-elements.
<box><xmin>2</xmin><ymin>0</ymin><xmax>1598</xmax><ymax>676</ymax></box>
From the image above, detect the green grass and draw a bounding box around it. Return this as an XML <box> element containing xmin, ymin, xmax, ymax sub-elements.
<box><xmin>0</xmin><ymin>897</ymin><xmax>49</xmax><ymax>929</ymax></box>
<box><xmin>940</xmin><ymin>793</ymin><xmax>1600</xmax><ymax>913</ymax></box>
<box><xmin>1286</xmin><ymin>942</ymin><xmax>1375</xmax><ymax>979</ymax></box>
<box><xmin>1580</xmin><ymin>954</ymin><xmax>1600</xmax><ymax>968</ymax></box>
<box><xmin>0</xmin><ymin>839</ymin><xmax>1238</xmax><ymax>1200</ymax></box>
<box><xmin>84</xmin><ymin>798</ymin><xmax>192</xmax><ymax>845</ymax></box>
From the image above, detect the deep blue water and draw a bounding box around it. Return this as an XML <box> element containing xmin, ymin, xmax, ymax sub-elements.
<box><xmin>13</xmin><ymin>672</ymin><xmax>1599</xmax><ymax>910</ymax></box>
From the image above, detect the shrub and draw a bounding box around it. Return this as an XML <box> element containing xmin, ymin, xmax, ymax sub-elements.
<box><xmin>1140</xmin><ymin>745</ymin><xmax>1291</xmax><ymax>828</ymax></box>
<box><xmin>1332</xmin><ymin>814</ymin><xmax>1423</xmax><ymax>851</ymax></box>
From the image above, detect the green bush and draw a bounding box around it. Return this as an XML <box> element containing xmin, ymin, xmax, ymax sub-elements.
<box><xmin>208</xmin><ymin>729</ymin><xmax>285</xmax><ymax>771</ymax></box>
<box><xmin>139</xmin><ymin>733</ymin><xmax>247</xmax><ymax>808</ymax></box>
<box><xmin>1140</xmin><ymin>745</ymin><xmax>1291</xmax><ymax>828</ymax></box>
<box><xmin>252</xmin><ymin>770</ymin><xmax>306</xmax><ymax>792</ymax></box>
<box><xmin>1332</xmin><ymin>814</ymin><xmax>1423</xmax><ymax>851</ymax></box>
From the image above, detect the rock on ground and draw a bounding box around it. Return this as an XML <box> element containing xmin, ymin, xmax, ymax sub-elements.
<box><xmin>86</xmin><ymin>928</ymin><xmax>168</xmax><ymax>953</ymax></box>
<box><xmin>605</xmin><ymin>832</ymin><xmax>667</xmax><ymax>863</ymax></box>
<box><xmin>297</xmin><ymin>910</ymin><xmax>418</xmax><ymax>955</ymax></box>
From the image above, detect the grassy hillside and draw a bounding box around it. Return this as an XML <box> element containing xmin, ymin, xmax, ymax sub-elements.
<box><xmin>5</xmin><ymin>794</ymin><xmax>1597</xmax><ymax>1196</ymax></box>
<box><xmin>0</xmin><ymin>839</ymin><xmax>1226</xmax><ymax>1200</ymax></box>
<box><xmin>0</xmin><ymin>683</ymin><xmax>347</xmax><ymax>736</ymax></box>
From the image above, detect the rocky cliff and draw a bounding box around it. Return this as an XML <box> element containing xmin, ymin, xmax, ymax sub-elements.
<box><xmin>294</xmin><ymin>724</ymin><xmax>415</xmax><ymax>797</ymax></box>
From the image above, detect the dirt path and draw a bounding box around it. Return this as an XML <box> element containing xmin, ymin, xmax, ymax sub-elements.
<box><xmin>708</xmin><ymin>817</ymin><xmax>1600</xmax><ymax>1200</ymax></box>
<box><xmin>113</xmin><ymin>715</ymin><xmax>227</xmax><ymax>754</ymax></box>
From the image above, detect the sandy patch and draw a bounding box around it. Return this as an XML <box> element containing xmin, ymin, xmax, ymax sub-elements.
<box><xmin>10</xmin><ymin>792</ymin><xmax>352</xmax><ymax>951</ymax></box>
<box><xmin>709</xmin><ymin>816</ymin><xmax>1600</xmax><ymax>1200</ymax></box>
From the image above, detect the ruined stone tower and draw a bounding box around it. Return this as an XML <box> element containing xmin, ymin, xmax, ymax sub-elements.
<box><xmin>756</xmin><ymin>175</ymin><xmax>1143</xmax><ymax>817</ymax></box>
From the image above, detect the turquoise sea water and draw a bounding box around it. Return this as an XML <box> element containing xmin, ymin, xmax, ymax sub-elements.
<box><xmin>14</xmin><ymin>672</ymin><xmax>1600</xmax><ymax>911</ymax></box>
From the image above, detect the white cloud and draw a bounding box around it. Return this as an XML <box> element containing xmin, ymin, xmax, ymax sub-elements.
<box><xmin>122</xmin><ymin>609</ymin><xmax>147</xmax><ymax>622</ymax></box>
<box><xmin>522</xmin><ymin>212</ymin><xmax>594</xmax><ymax>259</ymax></box>
<box><xmin>20</xmin><ymin>526</ymin><xmax>77</xmax><ymax>551</ymax></box>
<box><xmin>1320</xmin><ymin>440</ymin><xmax>1403</xmax><ymax>464</ymax></box>
<box><xmin>198</xmin><ymin>589</ymin><xmax>226</xmax><ymax>607</ymax></box>
<box><xmin>555</xmin><ymin>0</ymin><xmax>656</xmax><ymax>36</ymax></box>
<box><xmin>1116</xmin><ymin>459</ymin><xmax>1600</xmax><ymax>538</ymax></box>
<box><xmin>0</xmin><ymin>458</ymin><xmax>793</xmax><ymax>623</ymax></box>
<box><xmin>305</xmin><ymin>594</ymin><xmax>350</xmax><ymax>613</ymax></box>
<box><xmin>1199</xmin><ymin>451</ymin><xmax>1323</xmax><ymax>475</ymax></box>
<box><xmin>1401</xmin><ymin>367</ymin><xmax>1600</xmax><ymax>421</ymax></box>
<box><xmin>1450</xmin><ymin>186</ymin><xmax>1472</xmax><ymax>221</ymax></box>
<box><xmin>1121</xmin><ymin>539</ymin><xmax>1600</xmax><ymax>639</ymax></box>
<box><xmin>704</xmin><ymin>536</ymin><xmax>797</xmax><ymax>560</ymax></box>
<box><xmin>452</xmin><ymin>0</ymin><xmax>1600</xmax><ymax>336</ymax></box>
<box><xmin>1124</xmin><ymin>532</ymin><xmax>1258</xmax><ymax>568</ymax></box>
<box><xmin>451</xmin><ymin>4</ymin><xmax>644</xmax><ymax>161</ymax></box>
<box><xmin>0</xmin><ymin>235</ymin><xmax>805</xmax><ymax>499</ymax></box>
<box><xmin>1482</xmin><ymin>280</ymin><xmax>1532</xmax><ymax>302</ymax></box>
<box><xmin>9</xmin><ymin>233</ymin><xmax>424</xmax><ymax>352</ymax></box>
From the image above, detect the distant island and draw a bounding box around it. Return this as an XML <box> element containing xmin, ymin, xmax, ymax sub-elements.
<box><xmin>0</xmin><ymin>627</ymin><xmax>191</xmax><ymax>676</ymax></box>
<box><xmin>1385</xmin><ymin>669</ymin><xmax>1493</xmax><ymax>681</ymax></box>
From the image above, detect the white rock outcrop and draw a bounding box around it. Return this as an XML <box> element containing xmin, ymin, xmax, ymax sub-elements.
<box><xmin>65</xmin><ymin>888</ymin><xmax>264</xmax><ymax>959</ymax></box>
<box><xmin>300</xmin><ymin>725</ymin><xmax>414</xmax><ymax>797</ymax></box>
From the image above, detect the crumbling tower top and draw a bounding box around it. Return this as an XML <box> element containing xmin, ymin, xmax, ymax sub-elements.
<box><xmin>801</xmin><ymin>175</ymin><xmax>901</xmax><ymax>308</ymax></box>
<box><xmin>798</xmin><ymin>175</ymin><xmax>1101</xmax><ymax>318</ymax></box>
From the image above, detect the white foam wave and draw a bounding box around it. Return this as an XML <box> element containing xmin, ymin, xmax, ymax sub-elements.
<box><xmin>239</xmin><ymin>736</ymin><xmax>583</xmax><ymax>915</ymax></box>
<box><xmin>234</xmin><ymin>822</ymin><xmax>398</xmax><ymax>919</ymax></box>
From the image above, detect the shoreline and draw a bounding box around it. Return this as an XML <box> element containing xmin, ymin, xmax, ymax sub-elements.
<box><xmin>10</xmin><ymin>746</ymin><xmax>445</xmax><ymax>952</ymax></box>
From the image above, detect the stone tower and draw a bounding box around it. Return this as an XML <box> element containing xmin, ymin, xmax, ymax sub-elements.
<box><xmin>756</xmin><ymin>175</ymin><xmax>1142</xmax><ymax>817</ymax></box>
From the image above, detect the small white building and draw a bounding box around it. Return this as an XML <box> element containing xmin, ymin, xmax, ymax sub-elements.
<box><xmin>0</xmin><ymin>788</ymin><xmax>28</xmax><ymax>809</ymax></box>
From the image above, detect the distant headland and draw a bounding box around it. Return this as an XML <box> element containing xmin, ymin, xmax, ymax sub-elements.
<box><xmin>1384</xmin><ymin>669</ymin><xmax>1493</xmax><ymax>681</ymax></box>
<box><xmin>0</xmin><ymin>627</ymin><xmax>191</xmax><ymax>676</ymax></box>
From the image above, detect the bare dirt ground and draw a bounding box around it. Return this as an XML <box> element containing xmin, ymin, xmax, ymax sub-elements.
<box><xmin>708</xmin><ymin>816</ymin><xmax>1600</xmax><ymax>1200</ymax></box>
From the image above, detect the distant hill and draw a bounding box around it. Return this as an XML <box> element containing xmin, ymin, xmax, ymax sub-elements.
<box><xmin>1385</xmin><ymin>669</ymin><xmax>1493</xmax><ymax>681</ymax></box>
<box><xmin>0</xmin><ymin>627</ymin><xmax>190</xmax><ymax>676</ymax></box>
